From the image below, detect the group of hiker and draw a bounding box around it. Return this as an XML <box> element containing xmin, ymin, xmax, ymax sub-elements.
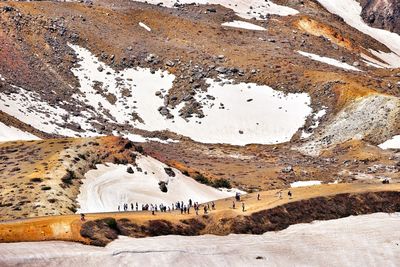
<box><xmin>114</xmin><ymin>190</ymin><xmax>294</xmax><ymax>216</ymax></box>
<box><xmin>117</xmin><ymin>198</ymin><xmax>215</xmax><ymax>215</ymax></box>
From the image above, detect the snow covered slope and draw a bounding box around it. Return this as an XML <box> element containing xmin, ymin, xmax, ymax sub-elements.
<box><xmin>0</xmin><ymin>84</ymin><xmax>93</xmax><ymax>137</ymax></box>
<box><xmin>70</xmin><ymin>45</ymin><xmax>312</xmax><ymax>145</ymax></box>
<box><xmin>1</xmin><ymin>213</ymin><xmax>399</xmax><ymax>266</ymax></box>
<box><xmin>76</xmin><ymin>155</ymin><xmax>237</xmax><ymax>213</ymax></box>
<box><xmin>133</xmin><ymin>0</ymin><xmax>298</xmax><ymax>18</ymax></box>
<box><xmin>316</xmin><ymin>0</ymin><xmax>400</xmax><ymax>68</ymax></box>
<box><xmin>0</xmin><ymin>121</ymin><xmax>40</xmax><ymax>142</ymax></box>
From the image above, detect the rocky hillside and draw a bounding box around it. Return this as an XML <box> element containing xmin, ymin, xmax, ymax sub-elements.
<box><xmin>0</xmin><ymin>0</ymin><xmax>400</xmax><ymax>220</ymax></box>
<box><xmin>360</xmin><ymin>0</ymin><xmax>400</xmax><ymax>34</ymax></box>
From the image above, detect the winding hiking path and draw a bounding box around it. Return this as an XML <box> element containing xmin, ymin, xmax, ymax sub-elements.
<box><xmin>1</xmin><ymin>182</ymin><xmax>400</xmax><ymax>244</ymax></box>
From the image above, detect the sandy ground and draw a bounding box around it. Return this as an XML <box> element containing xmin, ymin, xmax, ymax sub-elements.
<box><xmin>1</xmin><ymin>212</ymin><xmax>399</xmax><ymax>267</ymax></box>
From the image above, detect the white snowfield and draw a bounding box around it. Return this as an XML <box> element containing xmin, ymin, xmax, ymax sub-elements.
<box><xmin>132</xmin><ymin>0</ymin><xmax>298</xmax><ymax>18</ymax></box>
<box><xmin>221</xmin><ymin>20</ymin><xmax>266</xmax><ymax>31</ymax></box>
<box><xmin>379</xmin><ymin>135</ymin><xmax>400</xmax><ymax>150</ymax></box>
<box><xmin>70</xmin><ymin>44</ymin><xmax>312</xmax><ymax>146</ymax></box>
<box><xmin>0</xmin><ymin>121</ymin><xmax>40</xmax><ymax>142</ymax></box>
<box><xmin>316</xmin><ymin>0</ymin><xmax>400</xmax><ymax>68</ymax></box>
<box><xmin>298</xmin><ymin>51</ymin><xmax>361</xmax><ymax>71</ymax></box>
<box><xmin>77</xmin><ymin>155</ymin><xmax>238</xmax><ymax>213</ymax></box>
<box><xmin>1</xmin><ymin>213</ymin><xmax>400</xmax><ymax>267</ymax></box>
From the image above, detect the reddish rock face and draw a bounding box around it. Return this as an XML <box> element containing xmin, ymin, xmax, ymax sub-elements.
<box><xmin>360</xmin><ymin>0</ymin><xmax>400</xmax><ymax>34</ymax></box>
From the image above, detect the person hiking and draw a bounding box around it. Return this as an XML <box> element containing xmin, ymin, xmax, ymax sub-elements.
<box><xmin>232</xmin><ymin>201</ymin><xmax>236</xmax><ymax>209</ymax></box>
<box><xmin>118</xmin><ymin>205</ymin><xmax>120</xmax><ymax>212</ymax></box>
<box><xmin>242</xmin><ymin>202</ymin><xmax>245</xmax><ymax>212</ymax></box>
<box><xmin>288</xmin><ymin>190</ymin><xmax>292</xmax><ymax>199</ymax></box>
<box><xmin>131</xmin><ymin>203</ymin><xmax>134</xmax><ymax>211</ymax></box>
<box><xmin>136</xmin><ymin>202</ymin><xmax>138</xmax><ymax>211</ymax></box>
<box><xmin>189</xmin><ymin>199</ymin><xmax>193</xmax><ymax>207</ymax></box>
<box><xmin>257</xmin><ymin>193</ymin><xmax>260</xmax><ymax>201</ymax></box>
<box><xmin>236</xmin><ymin>192</ymin><xmax>241</xmax><ymax>201</ymax></box>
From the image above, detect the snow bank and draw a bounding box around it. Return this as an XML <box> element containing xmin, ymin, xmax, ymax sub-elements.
<box><xmin>221</xmin><ymin>20</ymin><xmax>266</xmax><ymax>31</ymax></box>
<box><xmin>0</xmin><ymin>84</ymin><xmax>94</xmax><ymax>137</ymax></box>
<box><xmin>298</xmin><ymin>51</ymin><xmax>361</xmax><ymax>71</ymax></box>
<box><xmin>132</xmin><ymin>0</ymin><xmax>298</xmax><ymax>19</ymax></box>
<box><xmin>379</xmin><ymin>135</ymin><xmax>400</xmax><ymax>149</ymax></box>
<box><xmin>316</xmin><ymin>0</ymin><xmax>400</xmax><ymax>68</ymax></box>
<box><xmin>139</xmin><ymin>22</ymin><xmax>151</xmax><ymax>32</ymax></box>
<box><xmin>76</xmin><ymin>155</ymin><xmax>237</xmax><ymax>213</ymax></box>
<box><xmin>0</xmin><ymin>121</ymin><xmax>40</xmax><ymax>142</ymax></box>
<box><xmin>2</xmin><ymin>213</ymin><xmax>399</xmax><ymax>266</ymax></box>
<box><xmin>70</xmin><ymin>45</ymin><xmax>312</xmax><ymax>145</ymax></box>
<box><xmin>290</xmin><ymin>180</ymin><xmax>321</xmax><ymax>188</ymax></box>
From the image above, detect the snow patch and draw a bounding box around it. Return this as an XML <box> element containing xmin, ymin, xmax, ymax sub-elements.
<box><xmin>122</xmin><ymin>132</ymin><xmax>179</xmax><ymax>144</ymax></box>
<box><xmin>69</xmin><ymin>43</ymin><xmax>175</xmax><ymax>125</ymax></box>
<box><xmin>298</xmin><ymin>51</ymin><xmax>361</xmax><ymax>71</ymax></box>
<box><xmin>290</xmin><ymin>180</ymin><xmax>321</xmax><ymax>188</ymax></box>
<box><xmin>316</xmin><ymin>0</ymin><xmax>400</xmax><ymax>68</ymax></box>
<box><xmin>0</xmin><ymin>84</ymin><xmax>95</xmax><ymax>137</ymax></box>
<box><xmin>221</xmin><ymin>20</ymin><xmax>266</xmax><ymax>31</ymax></box>
<box><xmin>379</xmin><ymin>135</ymin><xmax>400</xmax><ymax>149</ymax></box>
<box><xmin>77</xmin><ymin>155</ymin><xmax>237</xmax><ymax>213</ymax></box>
<box><xmin>139</xmin><ymin>22</ymin><xmax>151</xmax><ymax>32</ymax></box>
<box><xmin>132</xmin><ymin>0</ymin><xmax>298</xmax><ymax>19</ymax></box>
<box><xmin>0</xmin><ymin>121</ymin><xmax>40</xmax><ymax>142</ymax></box>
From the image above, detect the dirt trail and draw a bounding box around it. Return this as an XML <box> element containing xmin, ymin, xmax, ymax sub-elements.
<box><xmin>1</xmin><ymin>183</ymin><xmax>399</xmax><ymax>245</ymax></box>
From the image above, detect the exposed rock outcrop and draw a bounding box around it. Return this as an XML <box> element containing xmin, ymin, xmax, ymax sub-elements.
<box><xmin>360</xmin><ymin>0</ymin><xmax>400</xmax><ymax>34</ymax></box>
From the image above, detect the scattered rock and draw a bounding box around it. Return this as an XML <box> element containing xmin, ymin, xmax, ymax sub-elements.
<box><xmin>164</xmin><ymin>167</ymin><xmax>176</xmax><ymax>177</ymax></box>
<box><xmin>282</xmin><ymin>166</ymin><xmax>293</xmax><ymax>173</ymax></box>
<box><xmin>165</xmin><ymin>60</ymin><xmax>175</xmax><ymax>67</ymax></box>
<box><xmin>158</xmin><ymin>181</ymin><xmax>168</xmax><ymax>193</ymax></box>
<box><xmin>127</xmin><ymin>166</ymin><xmax>134</xmax><ymax>174</ymax></box>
